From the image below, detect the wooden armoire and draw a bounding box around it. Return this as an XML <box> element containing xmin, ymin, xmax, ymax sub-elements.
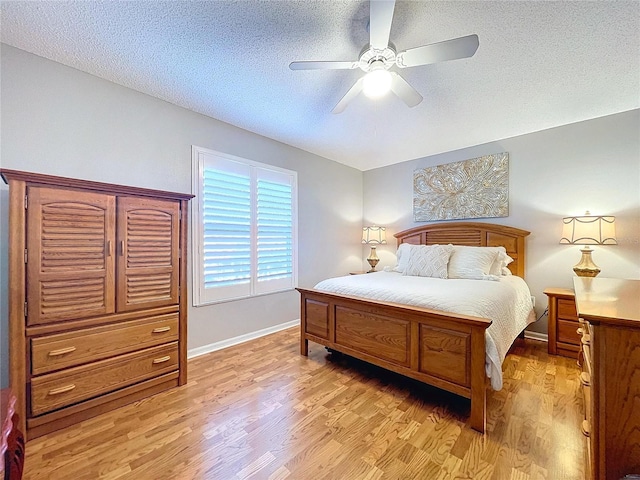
<box><xmin>1</xmin><ymin>169</ymin><xmax>193</xmax><ymax>440</ymax></box>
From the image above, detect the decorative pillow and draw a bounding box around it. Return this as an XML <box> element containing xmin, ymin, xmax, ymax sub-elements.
<box><xmin>402</xmin><ymin>244</ymin><xmax>453</xmax><ymax>279</ymax></box>
<box><xmin>488</xmin><ymin>248</ymin><xmax>514</xmax><ymax>276</ymax></box>
<box><xmin>448</xmin><ymin>246</ymin><xmax>500</xmax><ymax>279</ymax></box>
<box><xmin>392</xmin><ymin>243</ymin><xmax>412</xmax><ymax>273</ymax></box>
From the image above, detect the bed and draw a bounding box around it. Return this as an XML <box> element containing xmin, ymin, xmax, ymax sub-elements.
<box><xmin>297</xmin><ymin>222</ymin><xmax>532</xmax><ymax>433</ymax></box>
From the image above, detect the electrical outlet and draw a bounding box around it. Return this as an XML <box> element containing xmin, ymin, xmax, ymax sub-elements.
<box><xmin>531</xmin><ymin>295</ymin><xmax>536</xmax><ymax>308</ymax></box>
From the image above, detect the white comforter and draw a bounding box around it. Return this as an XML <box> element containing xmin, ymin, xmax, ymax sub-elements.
<box><xmin>314</xmin><ymin>271</ymin><xmax>535</xmax><ymax>390</ymax></box>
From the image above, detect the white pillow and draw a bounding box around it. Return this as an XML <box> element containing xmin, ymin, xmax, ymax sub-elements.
<box><xmin>488</xmin><ymin>248</ymin><xmax>514</xmax><ymax>276</ymax></box>
<box><xmin>402</xmin><ymin>244</ymin><xmax>453</xmax><ymax>279</ymax></box>
<box><xmin>448</xmin><ymin>246</ymin><xmax>500</xmax><ymax>279</ymax></box>
<box><xmin>392</xmin><ymin>243</ymin><xmax>412</xmax><ymax>273</ymax></box>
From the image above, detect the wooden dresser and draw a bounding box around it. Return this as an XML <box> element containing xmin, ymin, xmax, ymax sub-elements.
<box><xmin>544</xmin><ymin>287</ymin><xmax>580</xmax><ymax>358</ymax></box>
<box><xmin>2</xmin><ymin>169</ymin><xmax>193</xmax><ymax>440</ymax></box>
<box><xmin>574</xmin><ymin>277</ymin><xmax>640</xmax><ymax>480</ymax></box>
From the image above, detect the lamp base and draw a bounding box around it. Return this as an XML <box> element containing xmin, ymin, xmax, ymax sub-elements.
<box><xmin>367</xmin><ymin>246</ymin><xmax>379</xmax><ymax>273</ymax></box>
<box><xmin>573</xmin><ymin>246</ymin><xmax>601</xmax><ymax>278</ymax></box>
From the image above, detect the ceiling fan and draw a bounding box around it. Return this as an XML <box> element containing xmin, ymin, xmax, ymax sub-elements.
<box><xmin>289</xmin><ymin>0</ymin><xmax>479</xmax><ymax>114</ymax></box>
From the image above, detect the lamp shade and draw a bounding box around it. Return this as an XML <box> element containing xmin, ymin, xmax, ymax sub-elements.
<box><xmin>362</xmin><ymin>226</ymin><xmax>387</xmax><ymax>245</ymax></box>
<box><xmin>560</xmin><ymin>212</ymin><xmax>617</xmax><ymax>245</ymax></box>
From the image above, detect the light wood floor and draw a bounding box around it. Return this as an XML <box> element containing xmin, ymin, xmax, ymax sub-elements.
<box><xmin>22</xmin><ymin>327</ymin><xmax>585</xmax><ymax>480</ymax></box>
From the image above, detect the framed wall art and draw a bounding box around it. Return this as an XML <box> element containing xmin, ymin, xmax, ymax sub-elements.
<box><xmin>413</xmin><ymin>152</ymin><xmax>509</xmax><ymax>222</ymax></box>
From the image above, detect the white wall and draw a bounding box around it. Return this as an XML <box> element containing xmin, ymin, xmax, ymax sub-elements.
<box><xmin>0</xmin><ymin>45</ymin><xmax>364</xmax><ymax>387</ymax></box>
<box><xmin>363</xmin><ymin>109</ymin><xmax>640</xmax><ymax>334</ymax></box>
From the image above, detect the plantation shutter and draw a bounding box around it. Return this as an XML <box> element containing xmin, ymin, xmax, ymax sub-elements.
<box><xmin>194</xmin><ymin>147</ymin><xmax>297</xmax><ymax>305</ymax></box>
<box><xmin>200</xmin><ymin>158</ymin><xmax>252</xmax><ymax>302</ymax></box>
<box><xmin>255</xmin><ymin>169</ymin><xmax>294</xmax><ymax>294</ymax></box>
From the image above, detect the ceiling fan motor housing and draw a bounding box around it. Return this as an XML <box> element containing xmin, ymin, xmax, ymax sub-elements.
<box><xmin>359</xmin><ymin>46</ymin><xmax>396</xmax><ymax>72</ymax></box>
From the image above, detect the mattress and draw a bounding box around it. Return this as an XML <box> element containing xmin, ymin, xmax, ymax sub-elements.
<box><xmin>314</xmin><ymin>271</ymin><xmax>535</xmax><ymax>390</ymax></box>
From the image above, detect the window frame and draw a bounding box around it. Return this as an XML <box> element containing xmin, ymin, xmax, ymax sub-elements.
<box><xmin>192</xmin><ymin>145</ymin><xmax>298</xmax><ymax>306</ymax></box>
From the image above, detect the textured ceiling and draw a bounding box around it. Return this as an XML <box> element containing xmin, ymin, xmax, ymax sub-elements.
<box><xmin>1</xmin><ymin>1</ymin><xmax>639</xmax><ymax>171</ymax></box>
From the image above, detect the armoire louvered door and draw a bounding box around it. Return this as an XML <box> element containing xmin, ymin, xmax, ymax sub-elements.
<box><xmin>26</xmin><ymin>187</ymin><xmax>116</xmax><ymax>325</ymax></box>
<box><xmin>116</xmin><ymin>197</ymin><xmax>180</xmax><ymax>312</ymax></box>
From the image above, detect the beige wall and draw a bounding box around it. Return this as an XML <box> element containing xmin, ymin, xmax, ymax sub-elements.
<box><xmin>0</xmin><ymin>45</ymin><xmax>364</xmax><ymax>387</ymax></box>
<box><xmin>363</xmin><ymin>109</ymin><xmax>640</xmax><ymax>334</ymax></box>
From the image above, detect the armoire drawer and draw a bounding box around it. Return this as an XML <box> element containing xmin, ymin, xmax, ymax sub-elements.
<box><xmin>31</xmin><ymin>313</ymin><xmax>179</xmax><ymax>375</ymax></box>
<box><xmin>30</xmin><ymin>342</ymin><xmax>178</xmax><ymax>416</ymax></box>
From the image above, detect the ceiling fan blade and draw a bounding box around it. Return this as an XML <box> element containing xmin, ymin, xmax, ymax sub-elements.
<box><xmin>332</xmin><ymin>77</ymin><xmax>364</xmax><ymax>114</ymax></box>
<box><xmin>369</xmin><ymin>0</ymin><xmax>396</xmax><ymax>50</ymax></box>
<box><xmin>389</xmin><ymin>72</ymin><xmax>422</xmax><ymax>107</ymax></box>
<box><xmin>289</xmin><ymin>61</ymin><xmax>359</xmax><ymax>70</ymax></box>
<box><xmin>396</xmin><ymin>34</ymin><xmax>479</xmax><ymax>68</ymax></box>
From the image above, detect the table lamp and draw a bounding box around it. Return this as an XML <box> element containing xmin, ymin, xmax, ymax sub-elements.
<box><xmin>560</xmin><ymin>211</ymin><xmax>616</xmax><ymax>277</ymax></box>
<box><xmin>362</xmin><ymin>226</ymin><xmax>386</xmax><ymax>272</ymax></box>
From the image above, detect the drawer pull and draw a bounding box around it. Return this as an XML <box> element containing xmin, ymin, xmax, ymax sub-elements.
<box><xmin>153</xmin><ymin>356</ymin><xmax>171</xmax><ymax>364</ymax></box>
<box><xmin>581</xmin><ymin>419</ymin><xmax>591</xmax><ymax>437</ymax></box>
<box><xmin>580</xmin><ymin>371</ymin><xmax>591</xmax><ymax>387</ymax></box>
<box><xmin>152</xmin><ymin>326</ymin><xmax>171</xmax><ymax>333</ymax></box>
<box><xmin>48</xmin><ymin>384</ymin><xmax>76</xmax><ymax>396</ymax></box>
<box><xmin>577</xmin><ymin>327</ymin><xmax>583</xmax><ymax>336</ymax></box>
<box><xmin>48</xmin><ymin>346</ymin><xmax>77</xmax><ymax>357</ymax></box>
<box><xmin>577</xmin><ymin>349</ymin><xmax>584</xmax><ymax>369</ymax></box>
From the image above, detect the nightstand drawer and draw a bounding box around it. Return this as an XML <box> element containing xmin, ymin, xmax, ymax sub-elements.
<box><xmin>558</xmin><ymin>319</ymin><xmax>581</xmax><ymax>346</ymax></box>
<box><xmin>558</xmin><ymin>299</ymin><xmax>578</xmax><ymax>320</ymax></box>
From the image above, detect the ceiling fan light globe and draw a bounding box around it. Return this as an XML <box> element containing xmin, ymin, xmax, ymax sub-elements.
<box><xmin>362</xmin><ymin>69</ymin><xmax>392</xmax><ymax>98</ymax></box>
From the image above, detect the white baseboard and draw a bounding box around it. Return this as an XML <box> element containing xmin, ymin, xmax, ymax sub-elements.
<box><xmin>187</xmin><ymin>320</ymin><xmax>548</xmax><ymax>358</ymax></box>
<box><xmin>524</xmin><ymin>330</ymin><xmax>548</xmax><ymax>342</ymax></box>
<box><xmin>187</xmin><ymin>319</ymin><xmax>300</xmax><ymax>359</ymax></box>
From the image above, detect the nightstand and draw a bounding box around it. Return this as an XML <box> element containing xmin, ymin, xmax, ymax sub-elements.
<box><xmin>544</xmin><ymin>287</ymin><xmax>580</xmax><ymax>358</ymax></box>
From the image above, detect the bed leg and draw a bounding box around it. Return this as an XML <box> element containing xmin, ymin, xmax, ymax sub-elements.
<box><xmin>470</xmin><ymin>387</ymin><xmax>486</xmax><ymax>434</ymax></box>
<box><xmin>299</xmin><ymin>294</ymin><xmax>308</xmax><ymax>356</ymax></box>
<box><xmin>470</xmin><ymin>328</ymin><xmax>487</xmax><ymax>434</ymax></box>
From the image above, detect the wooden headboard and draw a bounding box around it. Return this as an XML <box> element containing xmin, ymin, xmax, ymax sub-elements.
<box><xmin>394</xmin><ymin>222</ymin><xmax>531</xmax><ymax>278</ymax></box>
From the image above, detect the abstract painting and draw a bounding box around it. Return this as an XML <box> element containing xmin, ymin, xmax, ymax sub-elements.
<box><xmin>413</xmin><ymin>152</ymin><xmax>509</xmax><ymax>221</ymax></box>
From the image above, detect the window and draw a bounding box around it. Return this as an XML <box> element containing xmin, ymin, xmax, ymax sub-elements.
<box><xmin>192</xmin><ymin>146</ymin><xmax>297</xmax><ymax>305</ymax></box>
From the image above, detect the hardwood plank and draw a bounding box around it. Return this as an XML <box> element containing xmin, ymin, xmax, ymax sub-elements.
<box><xmin>22</xmin><ymin>328</ymin><xmax>585</xmax><ymax>479</ymax></box>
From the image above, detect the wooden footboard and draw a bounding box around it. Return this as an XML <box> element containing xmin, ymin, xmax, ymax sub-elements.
<box><xmin>298</xmin><ymin>288</ymin><xmax>492</xmax><ymax>433</ymax></box>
